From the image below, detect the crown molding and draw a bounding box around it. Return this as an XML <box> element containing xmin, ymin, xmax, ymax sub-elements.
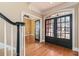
<box><xmin>42</xmin><ymin>2</ymin><xmax>79</xmax><ymax>16</ymax></box>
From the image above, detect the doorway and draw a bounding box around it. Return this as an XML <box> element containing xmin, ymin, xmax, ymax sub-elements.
<box><xmin>24</xmin><ymin>18</ymin><xmax>35</xmax><ymax>44</ymax></box>
<box><xmin>45</xmin><ymin>14</ymin><xmax>72</xmax><ymax>49</ymax></box>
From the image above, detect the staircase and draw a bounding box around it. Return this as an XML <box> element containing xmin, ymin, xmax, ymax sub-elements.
<box><xmin>0</xmin><ymin>13</ymin><xmax>25</xmax><ymax>56</ymax></box>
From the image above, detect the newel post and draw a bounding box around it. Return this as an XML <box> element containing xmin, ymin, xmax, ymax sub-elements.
<box><xmin>16</xmin><ymin>22</ymin><xmax>25</xmax><ymax>56</ymax></box>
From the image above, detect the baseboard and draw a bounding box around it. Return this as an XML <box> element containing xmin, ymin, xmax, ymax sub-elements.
<box><xmin>25</xmin><ymin>34</ymin><xmax>34</xmax><ymax>36</ymax></box>
<box><xmin>73</xmin><ymin>48</ymin><xmax>79</xmax><ymax>52</ymax></box>
<box><xmin>0</xmin><ymin>42</ymin><xmax>16</xmax><ymax>51</ymax></box>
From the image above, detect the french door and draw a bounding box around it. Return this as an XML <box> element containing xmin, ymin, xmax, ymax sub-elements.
<box><xmin>35</xmin><ymin>20</ymin><xmax>40</xmax><ymax>41</ymax></box>
<box><xmin>45</xmin><ymin>14</ymin><xmax>72</xmax><ymax>49</ymax></box>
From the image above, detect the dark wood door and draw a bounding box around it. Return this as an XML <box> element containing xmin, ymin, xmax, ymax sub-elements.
<box><xmin>45</xmin><ymin>14</ymin><xmax>72</xmax><ymax>49</ymax></box>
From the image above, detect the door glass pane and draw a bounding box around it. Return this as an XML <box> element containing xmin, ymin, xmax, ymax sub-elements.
<box><xmin>61</xmin><ymin>17</ymin><xmax>65</xmax><ymax>22</ymax></box>
<box><xmin>66</xmin><ymin>16</ymin><xmax>70</xmax><ymax>22</ymax></box>
<box><xmin>35</xmin><ymin>20</ymin><xmax>40</xmax><ymax>39</ymax></box>
<box><xmin>51</xmin><ymin>33</ymin><xmax>54</xmax><ymax>37</ymax></box>
<box><xmin>66</xmin><ymin>23</ymin><xmax>70</xmax><ymax>27</ymax></box>
<box><xmin>49</xmin><ymin>20</ymin><xmax>51</xmax><ymax>24</ymax></box>
<box><xmin>48</xmin><ymin>33</ymin><xmax>50</xmax><ymax>36</ymax></box>
<box><xmin>46</xmin><ymin>19</ymin><xmax>54</xmax><ymax>37</ymax></box>
<box><xmin>61</xmin><ymin>28</ymin><xmax>65</xmax><ymax>33</ymax></box>
<box><xmin>57</xmin><ymin>33</ymin><xmax>60</xmax><ymax>38</ymax></box>
<box><xmin>46</xmin><ymin>33</ymin><xmax>48</xmax><ymax>36</ymax></box>
<box><xmin>46</xmin><ymin>29</ymin><xmax>49</xmax><ymax>32</ymax></box>
<box><xmin>51</xmin><ymin>19</ymin><xmax>54</xmax><ymax>24</ymax></box>
<box><xmin>57</xmin><ymin>18</ymin><xmax>60</xmax><ymax>22</ymax></box>
<box><xmin>50</xmin><ymin>29</ymin><xmax>53</xmax><ymax>32</ymax></box>
<box><xmin>57</xmin><ymin>27</ymin><xmax>61</xmax><ymax>31</ymax></box>
<box><xmin>61</xmin><ymin>34</ymin><xmax>65</xmax><ymax>38</ymax></box>
<box><xmin>61</xmin><ymin>23</ymin><xmax>65</xmax><ymax>27</ymax></box>
<box><xmin>66</xmin><ymin>27</ymin><xmax>70</xmax><ymax>33</ymax></box>
<box><xmin>57</xmin><ymin>27</ymin><xmax>61</xmax><ymax>33</ymax></box>
<box><xmin>49</xmin><ymin>28</ymin><xmax>51</xmax><ymax>32</ymax></box>
<box><xmin>51</xmin><ymin>24</ymin><xmax>53</xmax><ymax>28</ymax></box>
<box><xmin>57</xmin><ymin>23</ymin><xmax>60</xmax><ymax>27</ymax></box>
<box><xmin>66</xmin><ymin>34</ymin><xmax>70</xmax><ymax>39</ymax></box>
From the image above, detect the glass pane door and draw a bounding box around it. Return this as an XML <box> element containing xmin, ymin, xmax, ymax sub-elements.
<box><xmin>45</xmin><ymin>14</ymin><xmax>72</xmax><ymax>49</ymax></box>
<box><xmin>57</xmin><ymin>16</ymin><xmax>71</xmax><ymax>39</ymax></box>
<box><xmin>35</xmin><ymin>20</ymin><xmax>40</xmax><ymax>40</ymax></box>
<box><xmin>46</xmin><ymin>19</ymin><xmax>54</xmax><ymax>37</ymax></box>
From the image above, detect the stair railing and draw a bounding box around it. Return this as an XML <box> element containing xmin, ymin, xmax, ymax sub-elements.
<box><xmin>0</xmin><ymin>13</ymin><xmax>25</xmax><ymax>56</ymax></box>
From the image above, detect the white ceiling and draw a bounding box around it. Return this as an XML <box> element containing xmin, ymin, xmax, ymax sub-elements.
<box><xmin>28</xmin><ymin>2</ymin><xmax>63</xmax><ymax>13</ymax></box>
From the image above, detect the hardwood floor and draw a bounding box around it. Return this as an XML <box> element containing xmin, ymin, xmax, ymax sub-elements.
<box><xmin>0</xmin><ymin>36</ymin><xmax>78</xmax><ymax>56</ymax></box>
<box><xmin>25</xmin><ymin>36</ymin><xmax>78</xmax><ymax>56</ymax></box>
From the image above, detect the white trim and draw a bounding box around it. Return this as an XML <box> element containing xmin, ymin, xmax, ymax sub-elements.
<box><xmin>44</xmin><ymin>8</ymin><xmax>73</xmax><ymax>19</ymax></box>
<box><xmin>20</xmin><ymin>12</ymin><xmax>25</xmax><ymax>55</ymax></box>
<box><xmin>21</xmin><ymin>11</ymin><xmax>42</xmax><ymax>56</ymax></box>
<box><xmin>73</xmin><ymin>48</ymin><xmax>79</xmax><ymax>52</ymax></box>
<box><xmin>25</xmin><ymin>34</ymin><xmax>35</xmax><ymax>36</ymax></box>
<box><xmin>21</xmin><ymin>11</ymin><xmax>42</xmax><ymax>20</ymax></box>
<box><xmin>11</xmin><ymin>25</ymin><xmax>13</xmax><ymax>56</ymax></box>
<box><xmin>4</xmin><ymin>20</ymin><xmax>6</xmax><ymax>56</ymax></box>
<box><xmin>72</xmin><ymin>8</ymin><xmax>76</xmax><ymax>51</ymax></box>
<box><xmin>23</xmin><ymin>26</ymin><xmax>25</xmax><ymax>56</ymax></box>
<box><xmin>40</xmin><ymin>20</ymin><xmax>42</xmax><ymax>42</ymax></box>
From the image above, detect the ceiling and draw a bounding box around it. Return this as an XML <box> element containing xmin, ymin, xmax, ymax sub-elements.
<box><xmin>26</xmin><ymin>2</ymin><xmax>79</xmax><ymax>19</ymax></box>
<box><xmin>28</xmin><ymin>2</ymin><xmax>63</xmax><ymax>13</ymax></box>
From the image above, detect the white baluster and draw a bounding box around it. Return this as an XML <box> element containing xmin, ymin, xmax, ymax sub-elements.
<box><xmin>4</xmin><ymin>20</ymin><xmax>6</xmax><ymax>56</ymax></box>
<box><xmin>11</xmin><ymin>25</ymin><xmax>13</xmax><ymax>56</ymax></box>
<box><xmin>24</xmin><ymin>26</ymin><xmax>25</xmax><ymax>56</ymax></box>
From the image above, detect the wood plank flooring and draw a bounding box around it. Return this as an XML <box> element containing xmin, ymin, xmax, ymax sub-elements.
<box><xmin>25</xmin><ymin>36</ymin><xmax>78</xmax><ymax>56</ymax></box>
<box><xmin>0</xmin><ymin>36</ymin><xmax>78</xmax><ymax>56</ymax></box>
